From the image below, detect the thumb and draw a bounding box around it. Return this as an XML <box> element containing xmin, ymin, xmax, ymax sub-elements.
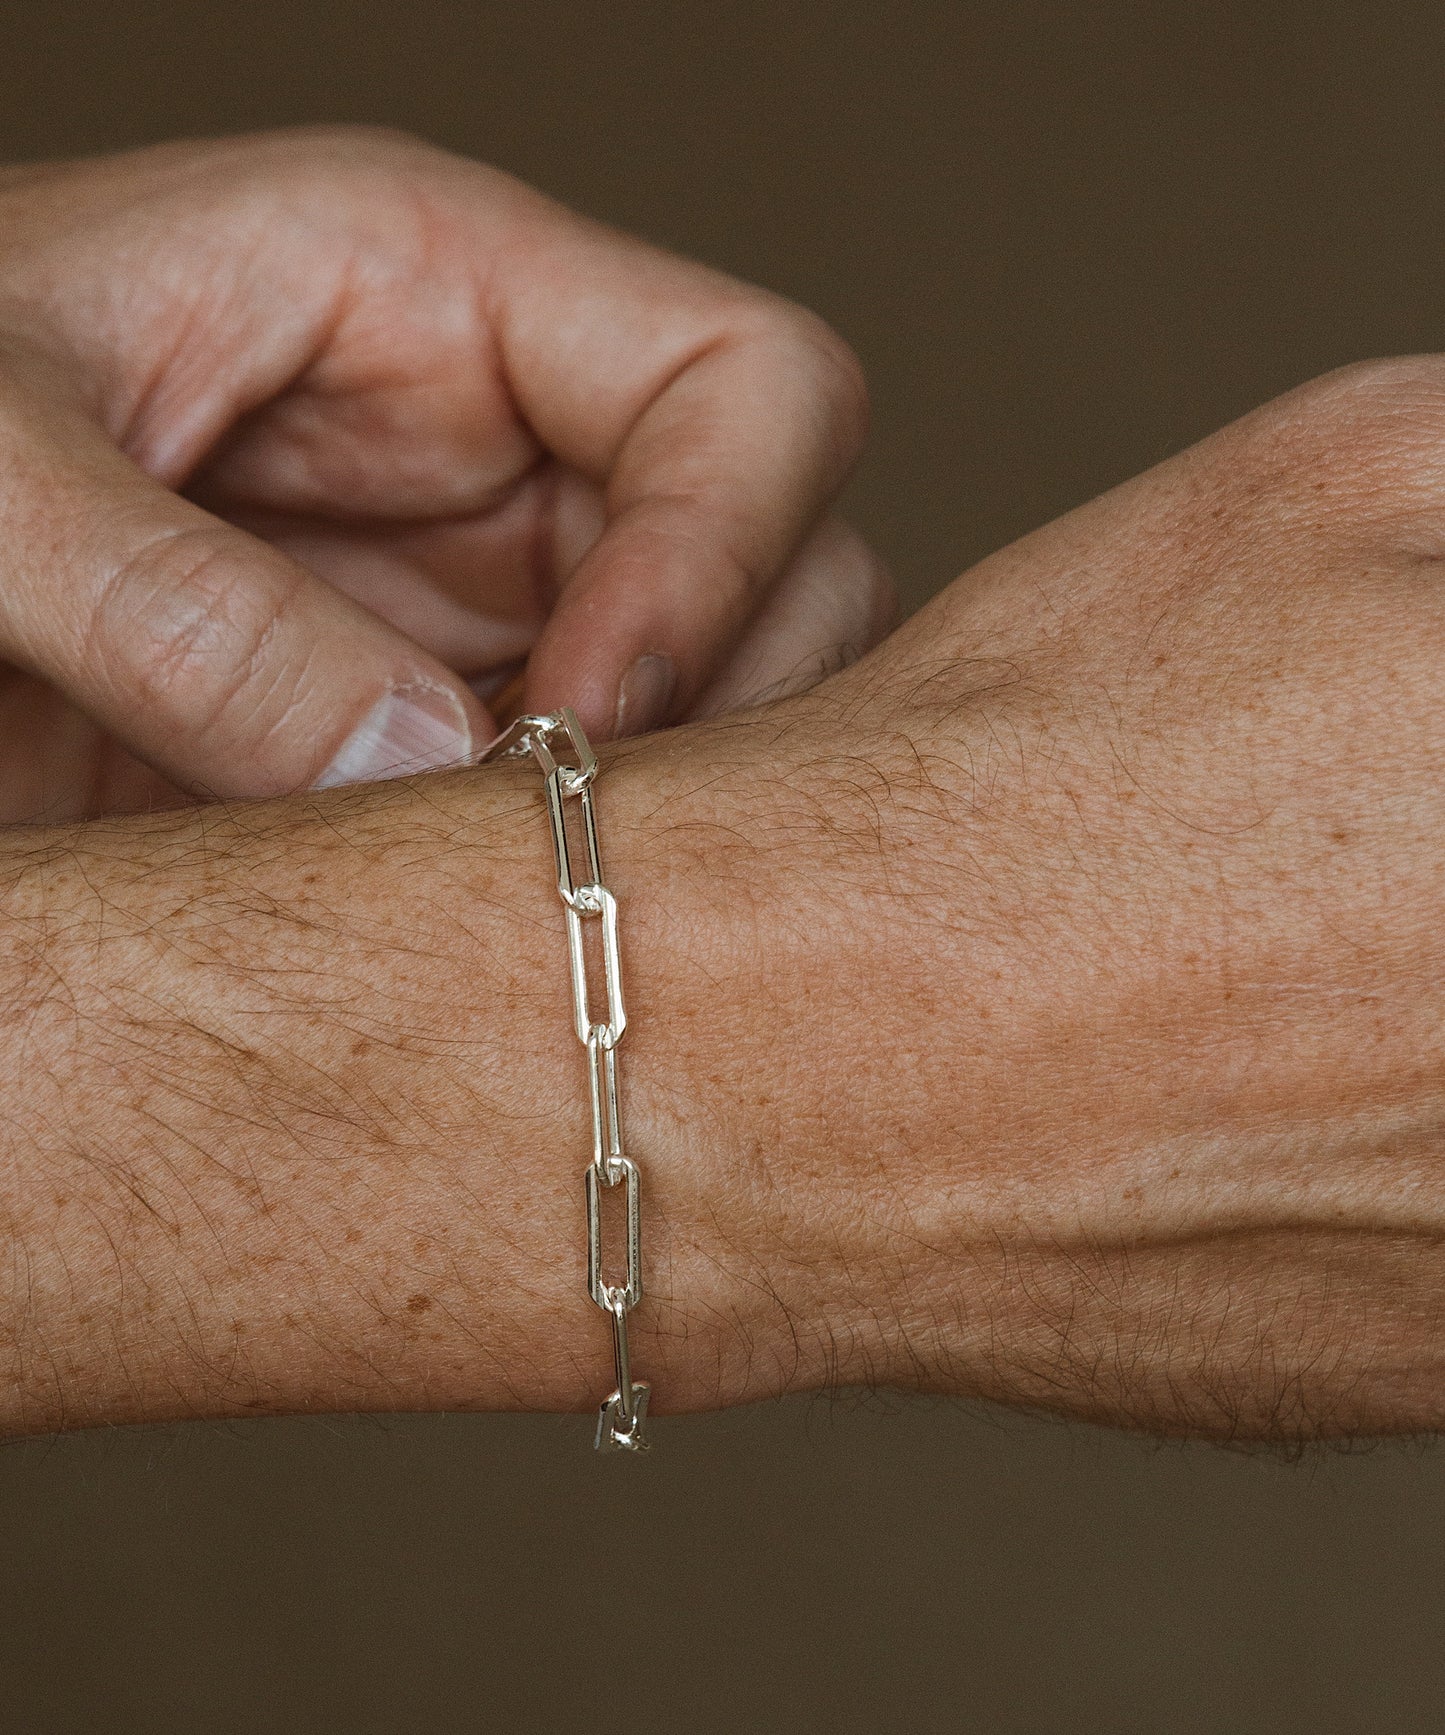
<box><xmin>0</xmin><ymin>395</ymin><xmax>489</xmax><ymax>799</ymax></box>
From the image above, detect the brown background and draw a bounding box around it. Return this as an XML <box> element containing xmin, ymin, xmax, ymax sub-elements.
<box><xmin>2</xmin><ymin>3</ymin><xmax>1444</xmax><ymax>1730</ymax></box>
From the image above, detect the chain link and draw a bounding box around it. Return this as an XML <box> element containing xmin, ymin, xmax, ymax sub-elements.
<box><xmin>478</xmin><ymin>708</ymin><xmax>650</xmax><ymax>1452</ymax></box>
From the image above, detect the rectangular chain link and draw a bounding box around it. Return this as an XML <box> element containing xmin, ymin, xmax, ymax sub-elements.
<box><xmin>477</xmin><ymin>708</ymin><xmax>650</xmax><ymax>1452</ymax></box>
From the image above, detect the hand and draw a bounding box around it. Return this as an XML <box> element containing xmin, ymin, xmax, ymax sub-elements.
<box><xmin>0</xmin><ymin>128</ymin><xmax>890</xmax><ymax>821</ymax></box>
<box><xmin>617</xmin><ymin>356</ymin><xmax>1445</xmax><ymax>1442</ymax></box>
<box><xmin>11</xmin><ymin>359</ymin><xmax>1444</xmax><ymax>1446</ymax></box>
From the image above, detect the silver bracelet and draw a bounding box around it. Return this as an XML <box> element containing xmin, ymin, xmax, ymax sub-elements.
<box><xmin>478</xmin><ymin>708</ymin><xmax>650</xmax><ymax>1452</ymax></box>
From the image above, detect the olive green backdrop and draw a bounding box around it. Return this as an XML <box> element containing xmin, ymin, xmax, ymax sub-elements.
<box><xmin>2</xmin><ymin>4</ymin><xmax>1444</xmax><ymax>1731</ymax></box>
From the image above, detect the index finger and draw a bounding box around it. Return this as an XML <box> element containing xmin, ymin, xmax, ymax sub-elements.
<box><xmin>14</xmin><ymin>134</ymin><xmax>869</xmax><ymax>746</ymax></box>
<box><xmin>482</xmin><ymin>195</ymin><xmax>871</xmax><ymax>738</ymax></box>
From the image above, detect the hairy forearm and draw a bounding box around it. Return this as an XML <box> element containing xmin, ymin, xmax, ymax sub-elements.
<box><xmin>0</xmin><ymin>751</ymin><xmax>793</xmax><ymax>1434</ymax></box>
<box><xmin>3</xmin><ymin>685</ymin><xmax>1445</xmax><ymax>1445</ymax></box>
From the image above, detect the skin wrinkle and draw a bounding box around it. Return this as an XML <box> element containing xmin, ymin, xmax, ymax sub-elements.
<box><xmin>0</xmin><ymin>132</ymin><xmax>896</xmax><ymax>824</ymax></box>
<box><xmin>9</xmin><ymin>363</ymin><xmax>1445</xmax><ymax>1445</ymax></box>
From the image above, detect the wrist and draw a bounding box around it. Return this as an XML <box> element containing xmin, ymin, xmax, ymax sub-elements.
<box><xmin>600</xmin><ymin>705</ymin><xmax>937</xmax><ymax>1408</ymax></box>
<box><xmin>657</xmin><ymin>625</ymin><xmax>1445</xmax><ymax>1441</ymax></box>
<box><xmin>0</xmin><ymin>724</ymin><xmax>855</xmax><ymax>1435</ymax></box>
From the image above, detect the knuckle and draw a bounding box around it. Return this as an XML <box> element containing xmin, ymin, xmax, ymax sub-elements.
<box><xmin>165</xmin><ymin>125</ymin><xmax>453</xmax><ymax>217</ymax></box>
<box><xmin>745</xmin><ymin>297</ymin><xmax>871</xmax><ymax>463</ymax></box>
<box><xmin>86</xmin><ymin>526</ymin><xmax>303</xmax><ymax>743</ymax></box>
<box><xmin>224</xmin><ymin>122</ymin><xmax>437</xmax><ymax>173</ymax></box>
<box><xmin>797</xmin><ymin>315</ymin><xmax>872</xmax><ymax>460</ymax></box>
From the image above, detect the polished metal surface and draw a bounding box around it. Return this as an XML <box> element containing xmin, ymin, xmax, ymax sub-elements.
<box><xmin>478</xmin><ymin>709</ymin><xmax>650</xmax><ymax>1452</ymax></box>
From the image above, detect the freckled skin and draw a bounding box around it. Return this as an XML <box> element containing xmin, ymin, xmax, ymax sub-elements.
<box><xmin>0</xmin><ymin>131</ymin><xmax>891</xmax><ymax>816</ymax></box>
<box><xmin>4</xmin><ymin>358</ymin><xmax>1445</xmax><ymax>1444</ymax></box>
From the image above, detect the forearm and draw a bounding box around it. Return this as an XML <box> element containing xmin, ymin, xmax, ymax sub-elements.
<box><xmin>4</xmin><ymin>683</ymin><xmax>1445</xmax><ymax>1447</ymax></box>
<box><xmin>0</xmin><ymin>747</ymin><xmax>802</xmax><ymax>1435</ymax></box>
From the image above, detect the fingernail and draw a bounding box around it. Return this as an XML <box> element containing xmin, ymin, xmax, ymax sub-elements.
<box><xmin>614</xmin><ymin>653</ymin><xmax>676</xmax><ymax>737</ymax></box>
<box><xmin>314</xmin><ymin>681</ymin><xmax>473</xmax><ymax>789</ymax></box>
